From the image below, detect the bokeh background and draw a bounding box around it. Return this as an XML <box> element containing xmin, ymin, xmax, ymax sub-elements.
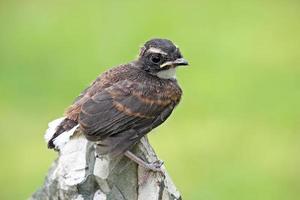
<box><xmin>0</xmin><ymin>0</ymin><xmax>299</xmax><ymax>199</ymax></box>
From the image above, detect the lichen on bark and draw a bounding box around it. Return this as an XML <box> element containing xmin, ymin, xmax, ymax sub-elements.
<box><xmin>31</xmin><ymin>131</ymin><xmax>181</xmax><ymax>200</ymax></box>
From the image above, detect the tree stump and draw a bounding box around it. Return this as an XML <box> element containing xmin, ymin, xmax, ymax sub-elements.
<box><xmin>30</xmin><ymin>129</ymin><xmax>182</xmax><ymax>200</ymax></box>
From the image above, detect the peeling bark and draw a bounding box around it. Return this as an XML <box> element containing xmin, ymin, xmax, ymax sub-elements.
<box><xmin>31</xmin><ymin>131</ymin><xmax>181</xmax><ymax>200</ymax></box>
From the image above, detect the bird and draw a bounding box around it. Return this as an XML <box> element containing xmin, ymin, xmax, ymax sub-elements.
<box><xmin>45</xmin><ymin>38</ymin><xmax>188</xmax><ymax>172</ymax></box>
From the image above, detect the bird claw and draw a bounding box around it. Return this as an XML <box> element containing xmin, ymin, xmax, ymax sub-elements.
<box><xmin>124</xmin><ymin>151</ymin><xmax>164</xmax><ymax>173</ymax></box>
<box><xmin>144</xmin><ymin>160</ymin><xmax>164</xmax><ymax>172</ymax></box>
<box><xmin>138</xmin><ymin>159</ymin><xmax>165</xmax><ymax>185</ymax></box>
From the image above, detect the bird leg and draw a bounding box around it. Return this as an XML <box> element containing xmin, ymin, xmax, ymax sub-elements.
<box><xmin>124</xmin><ymin>150</ymin><xmax>164</xmax><ymax>172</ymax></box>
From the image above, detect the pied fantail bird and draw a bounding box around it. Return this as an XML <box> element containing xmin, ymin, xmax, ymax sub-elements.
<box><xmin>46</xmin><ymin>38</ymin><xmax>188</xmax><ymax>171</ymax></box>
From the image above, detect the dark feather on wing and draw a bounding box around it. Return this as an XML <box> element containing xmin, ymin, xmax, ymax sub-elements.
<box><xmin>78</xmin><ymin>80</ymin><xmax>177</xmax><ymax>157</ymax></box>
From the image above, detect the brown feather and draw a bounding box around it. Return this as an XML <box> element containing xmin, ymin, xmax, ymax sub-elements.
<box><xmin>49</xmin><ymin>62</ymin><xmax>182</xmax><ymax>155</ymax></box>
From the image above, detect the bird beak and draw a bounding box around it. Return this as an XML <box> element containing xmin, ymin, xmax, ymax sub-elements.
<box><xmin>160</xmin><ymin>58</ymin><xmax>189</xmax><ymax>68</ymax></box>
<box><xmin>173</xmin><ymin>58</ymin><xmax>189</xmax><ymax>66</ymax></box>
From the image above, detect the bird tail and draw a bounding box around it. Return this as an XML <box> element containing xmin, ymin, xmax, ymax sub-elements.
<box><xmin>45</xmin><ymin>117</ymin><xmax>78</xmax><ymax>150</ymax></box>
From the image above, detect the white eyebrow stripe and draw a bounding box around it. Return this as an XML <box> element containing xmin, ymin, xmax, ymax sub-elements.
<box><xmin>147</xmin><ymin>47</ymin><xmax>167</xmax><ymax>55</ymax></box>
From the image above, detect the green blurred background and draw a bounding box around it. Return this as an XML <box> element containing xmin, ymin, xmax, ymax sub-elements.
<box><xmin>0</xmin><ymin>0</ymin><xmax>299</xmax><ymax>199</ymax></box>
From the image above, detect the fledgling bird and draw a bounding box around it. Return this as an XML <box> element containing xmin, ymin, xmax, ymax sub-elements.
<box><xmin>45</xmin><ymin>38</ymin><xmax>188</xmax><ymax>171</ymax></box>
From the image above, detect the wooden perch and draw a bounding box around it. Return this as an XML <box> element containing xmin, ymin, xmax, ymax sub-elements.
<box><xmin>30</xmin><ymin>130</ymin><xmax>182</xmax><ymax>200</ymax></box>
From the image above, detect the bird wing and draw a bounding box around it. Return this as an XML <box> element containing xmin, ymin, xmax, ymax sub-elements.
<box><xmin>78</xmin><ymin>80</ymin><xmax>175</xmax><ymax>156</ymax></box>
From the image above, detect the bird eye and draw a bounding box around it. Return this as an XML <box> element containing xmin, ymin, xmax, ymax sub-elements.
<box><xmin>150</xmin><ymin>54</ymin><xmax>161</xmax><ymax>64</ymax></box>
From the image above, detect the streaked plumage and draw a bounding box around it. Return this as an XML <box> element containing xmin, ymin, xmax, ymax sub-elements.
<box><xmin>47</xmin><ymin>38</ymin><xmax>188</xmax><ymax>159</ymax></box>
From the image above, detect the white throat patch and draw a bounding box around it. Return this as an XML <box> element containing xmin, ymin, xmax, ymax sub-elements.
<box><xmin>157</xmin><ymin>68</ymin><xmax>177</xmax><ymax>79</ymax></box>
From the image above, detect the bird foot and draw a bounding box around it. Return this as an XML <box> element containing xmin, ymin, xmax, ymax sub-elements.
<box><xmin>143</xmin><ymin>160</ymin><xmax>164</xmax><ymax>172</ymax></box>
<box><xmin>137</xmin><ymin>160</ymin><xmax>165</xmax><ymax>186</ymax></box>
<box><xmin>124</xmin><ymin>151</ymin><xmax>165</xmax><ymax>173</ymax></box>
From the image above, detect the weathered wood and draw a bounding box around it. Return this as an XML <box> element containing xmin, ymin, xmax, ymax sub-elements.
<box><xmin>31</xmin><ymin>130</ymin><xmax>182</xmax><ymax>200</ymax></box>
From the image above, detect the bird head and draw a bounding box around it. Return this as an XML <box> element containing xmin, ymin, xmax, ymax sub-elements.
<box><xmin>138</xmin><ymin>38</ymin><xmax>188</xmax><ymax>79</ymax></box>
